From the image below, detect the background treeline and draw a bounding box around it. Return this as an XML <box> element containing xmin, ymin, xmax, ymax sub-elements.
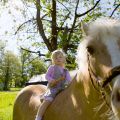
<box><xmin>0</xmin><ymin>41</ymin><xmax>47</xmax><ymax>90</ymax></box>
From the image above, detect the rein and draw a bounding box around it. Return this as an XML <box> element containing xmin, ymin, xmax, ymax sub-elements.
<box><xmin>102</xmin><ymin>65</ymin><xmax>120</xmax><ymax>87</ymax></box>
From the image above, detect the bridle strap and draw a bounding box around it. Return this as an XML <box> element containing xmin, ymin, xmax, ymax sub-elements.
<box><xmin>87</xmin><ymin>51</ymin><xmax>112</xmax><ymax>109</ymax></box>
<box><xmin>87</xmin><ymin>52</ymin><xmax>101</xmax><ymax>91</ymax></box>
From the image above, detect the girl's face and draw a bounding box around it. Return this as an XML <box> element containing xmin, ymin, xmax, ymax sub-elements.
<box><xmin>53</xmin><ymin>54</ymin><xmax>65</xmax><ymax>66</ymax></box>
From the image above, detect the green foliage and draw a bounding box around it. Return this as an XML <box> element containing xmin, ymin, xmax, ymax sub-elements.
<box><xmin>1</xmin><ymin>0</ymin><xmax>8</xmax><ymax>5</ymax></box>
<box><xmin>29</xmin><ymin>58</ymin><xmax>47</xmax><ymax>77</ymax></box>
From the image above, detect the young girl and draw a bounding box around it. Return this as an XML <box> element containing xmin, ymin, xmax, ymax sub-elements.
<box><xmin>35</xmin><ymin>50</ymin><xmax>71</xmax><ymax>120</ymax></box>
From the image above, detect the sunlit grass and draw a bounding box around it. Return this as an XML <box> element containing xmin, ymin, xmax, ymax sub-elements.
<box><xmin>0</xmin><ymin>88</ymin><xmax>21</xmax><ymax>120</ymax></box>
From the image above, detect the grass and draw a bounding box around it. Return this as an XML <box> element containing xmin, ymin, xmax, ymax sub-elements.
<box><xmin>0</xmin><ymin>88</ymin><xmax>20</xmax><ymax>120</ymax></box>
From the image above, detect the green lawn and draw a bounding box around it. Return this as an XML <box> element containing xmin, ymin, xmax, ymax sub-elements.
<box><xmin>0</xmin><ymin>89</ymin><xmax>20</xmax><ymax>120</ymax></box>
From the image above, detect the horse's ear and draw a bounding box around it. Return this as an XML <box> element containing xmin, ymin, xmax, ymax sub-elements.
<box><xmin>80</xmin><ymin>21</ymin><xmax>89</xmax><ymax>36</ymax></box>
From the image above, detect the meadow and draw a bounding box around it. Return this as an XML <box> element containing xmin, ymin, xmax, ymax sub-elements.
<box><xmin>0</xmin><ymin>88</ymin><xmax>20</xmax><ymax>120</ymax></box>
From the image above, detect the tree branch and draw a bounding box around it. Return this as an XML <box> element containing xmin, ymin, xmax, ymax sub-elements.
<box><xmin>36</xmin><ymin>0</ymin><xmax>52</xmax><ymax>51</ymax></box>
<box><xmin>57</xmin><ymin>0</ymin><xmax>71</xmax><ymax>13</ymax></box>
<box><xmin>63</xmin><ymin>0</ymin><xmax>79</xmax><ymax>53</ymax></box>
<box><xmin>15</xmin><ymin>13</ymin><xmax>48</xmax><ymax>35</ymax></box>
<box><xmin>76</xmin><ymin>0</ymin><xmax>101</xmax><ymax>17</ymax></box>
<box><xmin>15</xmin><ymin>18</ymin><xmax>36</xmax><ymax>35</ymax></box>
<box><xmin>110</xmin><ymin>4</ymin><xmax>120</xmax><ymax>18</ymax></box>
<box><xmin>63</xmin><ymin>0</ymin><xmax>101</xmax><ymax>53</ymax></box>
<box><xmin>21</xmin><ymin>47</ymin><xmax>45</xmax><ymax>56</ymax></box>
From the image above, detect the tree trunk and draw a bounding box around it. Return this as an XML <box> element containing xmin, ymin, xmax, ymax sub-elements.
<box><xmin>51</xmin><ymin>0</ymin><xmax>57</xmax><ymax>51</ymax></box>
<box><xmin>3</xmin><ymin>65</ymin><xmax>10</xmax><ymax>90</ymax></box>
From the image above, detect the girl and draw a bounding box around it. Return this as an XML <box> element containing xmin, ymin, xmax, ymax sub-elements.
<box><xmin>35</xmin><ymin>50</ymin><xmax>71</xmax><ymax>120</ymax></box>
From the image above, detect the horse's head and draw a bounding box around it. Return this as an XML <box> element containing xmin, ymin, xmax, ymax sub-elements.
<box><xmin>76</xmin><ymin>18</ymin><xmax>120</xmax><ymax>119</ymax></box>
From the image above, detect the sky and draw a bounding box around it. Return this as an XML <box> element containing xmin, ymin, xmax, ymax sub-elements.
<box><xmin>0</xmin><ymin>0</ymin><xmax>36</xmax><ymax>55</ymax></box>
<box><xmin>0</xmin><ymin>0</ymin><xmax>119</xmax><ymax>55</ymax></box>
<box><xmin>0</xmin><ymin>1</ymin><xmax>23</xmax><ymax>55</ymax></box>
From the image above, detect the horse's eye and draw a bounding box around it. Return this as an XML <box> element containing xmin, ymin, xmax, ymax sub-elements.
<box><xmin>87</xmin><ymin>46</ymin><xmax>94</xmax><ymax>55</ymax></box>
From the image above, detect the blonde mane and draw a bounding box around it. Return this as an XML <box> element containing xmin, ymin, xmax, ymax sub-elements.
<box><xmin>89</xmin><ymin>18</ymin><xmax>120</xmax><ymax>38</ymax></box>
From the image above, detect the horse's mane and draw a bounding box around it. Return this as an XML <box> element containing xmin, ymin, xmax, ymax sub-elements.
<box><xmin>88</xmin><ymin>18</ymin><xmax>120</xmax><ymax>38</ymax></box>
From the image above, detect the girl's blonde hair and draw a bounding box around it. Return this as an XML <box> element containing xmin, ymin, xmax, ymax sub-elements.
<box><xmin>51</xmin><ymin>50</ymin><xmax>66</xmax><ymax>64</ymax></box>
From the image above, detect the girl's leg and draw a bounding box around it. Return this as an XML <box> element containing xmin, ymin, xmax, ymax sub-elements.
<box><xmin>35</xmin><ymin>100</ymin><xmax>51</xmax><ymax>120</ymax></box>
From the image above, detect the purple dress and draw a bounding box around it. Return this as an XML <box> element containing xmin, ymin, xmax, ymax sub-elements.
<box><xmin>44</xmin><ymin>65</ymin><xmax>71</xmax><ymax>102</ymax></box>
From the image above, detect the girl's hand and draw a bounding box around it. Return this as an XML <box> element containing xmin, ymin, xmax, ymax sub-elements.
<box><xmin>49</xmin><ymin>76</ymin><xmax>65</xmax><ymax>88</ymax></box>
<box><xmin>49</xmin><ymin>80</ymin><xmax>57</xmax><ymax>87</ymax></box>
<box><xmin>59</xmin><ymin>76</ymin><xmax>65</xmax><ymax>81</ymax></box>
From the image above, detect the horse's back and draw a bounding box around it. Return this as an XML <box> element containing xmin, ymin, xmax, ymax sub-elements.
<box><xmin>13</xmin><ymin>85</ymin><xmax>47</xmax><ymax>120</ymax></box>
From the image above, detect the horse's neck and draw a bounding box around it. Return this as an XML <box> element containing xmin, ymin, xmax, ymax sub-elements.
<box><xmin>68</xmin><ymin>71</ymin><xmax>100</xmax><ymax>103</ymax></box>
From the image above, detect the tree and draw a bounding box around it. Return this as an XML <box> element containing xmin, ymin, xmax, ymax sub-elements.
<box><xmin>2</xmin><ymin>51</ymin><xmax>21</xmax><ymax>90</ymax></box>
<box><xmin>14</xmin><ymin>0</ymin><xmax>101</xmax><ymax>68</ymax></box>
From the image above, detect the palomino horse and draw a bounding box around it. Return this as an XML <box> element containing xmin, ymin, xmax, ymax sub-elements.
<box><xmin>13</xmin><ymin>18</ymin><xmax>120</xmax><ymax>120</ymax></box>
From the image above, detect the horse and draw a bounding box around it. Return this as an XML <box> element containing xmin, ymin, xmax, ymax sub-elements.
<box><xmin>13</xmin><ymin>18</ymin><xmax>120</xmax><ymax>120</ymax></box>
